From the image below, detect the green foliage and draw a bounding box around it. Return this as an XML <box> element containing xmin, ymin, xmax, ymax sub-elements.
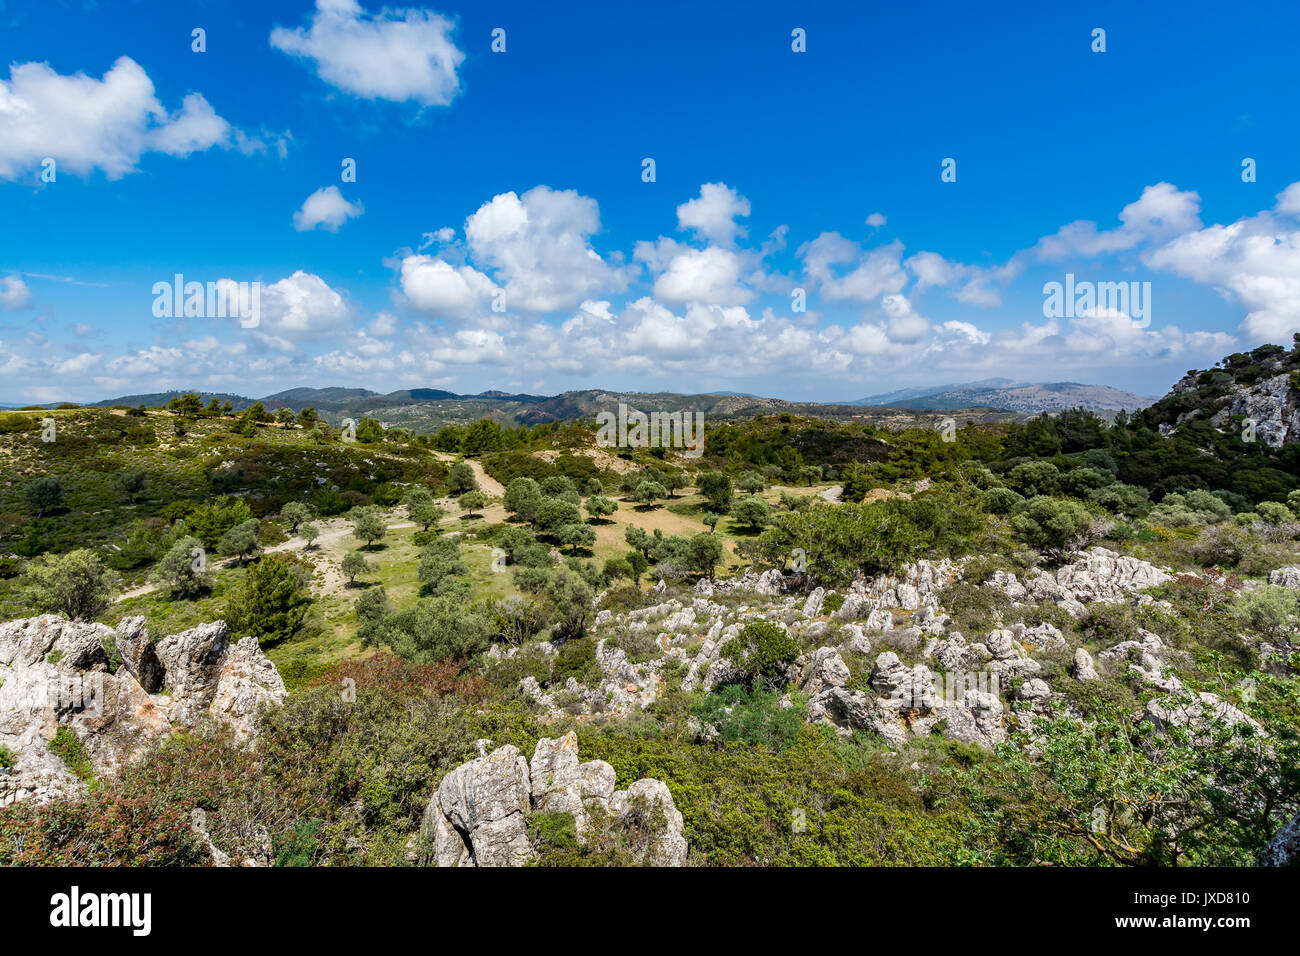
<box><xmin>25</xmin><ymin>476</ymin><xmax>65</xmax><ymax>516</ymax></box>
<box><xmin>721</xmin><ymin>620</ymin><xmax>801</xmax><ymax>690</ymax></box>
<box><xmin>447</xmin><ymin>461</ymin><xmax>478</xmax><ymax>495</ymax></box>
<box><xmin>697</xmin><ymin>472</ymin><xmax>733</xmax><ymax>513</ymax></box>
<box><xmin>21</xmin><ymin>549</ymin><xmax>118</xmax><ymax>620</ymax></box>
<box><xmin>350</xmin><ymin>505</ymin><xmax>387</xmax><ymax>550</ymax></box>
<box><xmin>48</xmin><ymin>727</ymin><xmax>95</xmax><ymax>782</ymax></box>
<box><xmin>225</xmin><ymin>555</ymin><xmax>311</xmax><ymax>647</ymax></box>
<box><xmin>149</xmin><ymin>535</ymin><xmax>215</xmax><ymax>598</ymax></box>
<box><xmin>217</xmin><ymin>518</ymin><xmax>261</xmax><ymax>563</ymax></box>
<box><xmin>1008</xmin><ymin>496</ymin><xmax>1096</xmax><ymax>559</ymax></box>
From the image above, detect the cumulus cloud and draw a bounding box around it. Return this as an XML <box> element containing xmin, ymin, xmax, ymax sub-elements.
<box><xmin>1145</xmin><ymin>182</ymin><xmax>1300</xmax><ymax>341</ymax></box>
<box><xmin>0</xmin><ymin>56</ymin><xmax>241</xmax><ymax>180</ymax></box>
<box><xmin>797</xmin><ymin>234</ymin><xmax>908</xmax><ymax>302</ymax></box>
<box><xmin>676</xmin><ymin>182</ymin><xmax>750</xmax><ymax>246</ymax></box>
<box><xmin>270</xmin><ymin>0</ymin><xmax>464</xmax><ymax>106</ymax></box>
<box><xmin>293</xmin><ymin>185</ymin><xmax>364</xmax><ymax>232</ymax></box>
<box><xmin>0</xmin><ymin>276</ymin><xmax>32</xmax><ymax>309</ymax></box>
<box><xmin>1033</xmin><ymin>182</ymin><xmax>1202</xmax><ymax>260</ymax></box>
<box><xmin>258</xmin><ymin>271</ymin><xmax>353</xmax><ymax>338</ymax></box>
<box><xmin>651</xmin><ymin>246</ymin><xmax>753</xmax><ymax>307</ymax></box>
<box><xmin>464</xmin><ymin>186</ymin><xmax>628</xmax><ymax>311</ymax></box>
<box><xmin>399</xmin><ymin>255</ymin><xmax>498</xmax><ymax>317</ymax></box>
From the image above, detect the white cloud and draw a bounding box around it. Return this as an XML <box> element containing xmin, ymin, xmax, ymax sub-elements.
<box><xmin>1145</xmin><ymin>184</ymin><xmax>1300</xmax><ymax>341</ymax></box>
<box><xmin>259</xmin><ymin>271</ymin><xmax>353</xmax><ymax>336</ymax></box>
<box><xmin>676</xmin><ymin>182</ymin><xmax>750</xmax><ymax>246</ymax></box>
<box><xmin>798</xmin><ymin>234</ymin><xmax>908</xmax><ymax>302</ymax></box>
<box><xmin>865</xmin><ymin>213</ymin><xmax>887</xmax><ymax>229</ymax></box>
<box><xmin>0</xmin><ymin>275</ymin><xmax>32</xmax><ymax>309</ymax></box>
<box><xmin>652</xmin><ymin>246</ymin><xmax>752</xmax><ymax>306</ymax></box>
<box><xmin>270</xmin><ymin>0</ymin><xmax>464</xmax><ymax>106</ymax></box>
<box><xmin>399</xmin><ymin>255</ymin><xmax>498</xmax><ymax>317</ymax></box>
<box><xmin>293</xmin><ymin>185</ymin><xmax>364</xmax><ymax>232</ymax></box>
<box><xmin>464</xmin><ymin>186</ymin><xmax>627</xmax><ymax>311</ymax></box>
<box><xmin>1034</xmin><ymin>182</ymin><xmax>1202</xmax><ymax>260</ymax></box>
<box><xmin>0</xmin><ymin>56</ymin><xmax>241</xmax><ymax>180</ymax></box>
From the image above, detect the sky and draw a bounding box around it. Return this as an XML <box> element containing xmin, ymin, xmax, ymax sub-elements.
<box><xmin>2</xmin><ymin>0</ymin><xmax>1300</xmax><ymax>405</ymax></box>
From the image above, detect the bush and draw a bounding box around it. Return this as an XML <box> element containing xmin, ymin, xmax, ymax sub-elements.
<box><xmin>21</xmin><ymin>549</ymin><xmax>119</xmax><ymax>621</ymax></box>
<box><xmin>225</xmin><ymin>555</ymin><xmax>311</xmax><ymax>647</ymax></box>
<box><xmin>24</xmin><ymin>476</ymin><xmax>65</xmax><ymax>517</ymax></box>
<box><xmin>721</xmin><ymin>620</ymin><xmax>801</xmax><ymax>690</ymax></box>
<box><xmin>1009</xmin><ymin>496</ymin><xmax>1097</xmax><ymax>559</ymax></box>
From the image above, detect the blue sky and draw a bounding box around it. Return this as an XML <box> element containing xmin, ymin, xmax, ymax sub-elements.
<box><xmin>2</xmin><ymin>0</ymin><xmax>1299</xmax><ymax>404</ymax></box>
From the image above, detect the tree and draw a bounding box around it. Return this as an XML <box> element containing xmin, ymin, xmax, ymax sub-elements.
<box><xmin>24</xmin><ymin>476</ymin><xmax>64</xmax><ymax>517</ymax></box>
<box><xmin>300</xmin><ymin>523</ymin><xmax>320</xmax><ymax>549</ymax></box>
<box><xmin>411</xmin><ymin>499</ymin><xmax>446</xmax><ymax>532</ymax></box>
<box><xmin>458</xmin><ymin>490</ymin><xmax>489</xmax><ymax>516</ymax></box>
<box><xmin>1009</xmin><ymin>496</ymin><xmax>1097</xmax><ymax>559</ymax></box>
<box><xmin>225</xmin><ymin>555</ymin><xmax>310</xmax><ymax>646</ymax></box>
<box><xmin>341</xmin><ymin>550</ymin><xmax>373</xmax><ymax>585</ymax></box>
<box><xmin>535</xmin><ymin>498</ymin><xmax>583</xmax><ymax>534</ymax></box>
<box><xmin>624</xmin><ymin>525</ymin><xmax>654</xmax><ymax>558</ymax></box>
<box><xmin>296</xmin><ymin>406</ymin><xmax>319</xmax><ymax>427</ymax></box>
<box><xmin>354</xmin><ymin>584</ymin><xmax>391</xmax><ymax>647</ymax></box>
<box><xmin>584</xmin><ymin>495</ymin><xmax>617</xmax><ymax>522</ymax></box>
<box><xmin>539</xmin><ymin>475</ymin><xmax>580</xmax><ymax>503</ymax></box>
<box><xmin>558</xmin><ymin>522</ymin><xmax>596</xmax><ymax>554</ymax></box>
<box><xmin>687</xmin><ymin>532</ymin><xmax>724</xmax><ymax>580</ymax></box>
<box><xmin>447</xmin><ymin>461</ymin><xmax>478</xmax><ymax>495</ymax></box>
<box><xmin>545</xmin><ymin>566</ymin><xmax>595</xmax><ymax>640</ymax></box>
<box><xmin>362</xmin><ymin>595</ymin><xmax>490</xmax><ymax>664</ymax></box>
<box><xmin>634</xmin><ymin>480</ymin><xmax>667</xmax><ymax>508</ymax></box>
<box><xmin>167</xmin><ymin>392</ymin><xmax>203</xmax><ymax>416</ymax></box>
<box><xmin>186</xmin><ymin>498</ymin><xmax>255</xmax><ymax>549</ymax></box>
<box><xmin>736</xmin><ymin>471</ymin><xmax>766</xmax><ymax>494</ymax></box>
<box><xmin>698</xmin><ymin>472</ymin><xmax>733</xmax><ymax>513</ymax></box>
<box><xmin>118</xmin><ymin>471</ymin><xmax>148</xmax><ymax>504</ymax></box>
<box><xmin>702</xmin><ymin>511</ymin><xmax>721</xmax><ymax>533</ymax></box>
<box><xmin>351</xmin><ymin>506</ymin><xmax>387</xmax><ymax>550</ymax></box>
<box><xmin>218</xmin><ymin>518</ymin><xmax>261</xmax><ymax>564</ymax></box>
<box><xmin>731</xmin><ymin>495</ymin><xmax>771</xmax><ymax>532</ymax></box>
<box><xmin>355</xmin><ymin>417</ymin><xmax>384</xmax><ymax>443</ymax></box>
<box><xmin>22</xmin><ymin>549</ymin><xmax>119</xmax><ymax>621</ymax></box>
<box><xmin>279</xmin><ymin>501</ymin><xmax>312</xmax><ymax>533</ymax></box>
<box><xmin>664</xmin><ymin>471</ymin><xmax>690</xmax><ymax>498</ymax></box>
<box><xmin>721</xmin><ymin>620</ymin><xmax>801</xmax><ymax>690</ymax></box>
<box><xmin>418</xmin><ymin>536</ymin><xmax>469</xmax><ymax>597</ymax></box>
<box><xmin>504</xmin><ymin>477</ymin><xmax>543</xmax><ymax>522</ymax></box>
<box><xmin>275</xmin><ymin>408</ymin><xmax>296</xmax><ymax>429</ymax></box>
<box><xmin>149</xmin><ymin>536</ymin><xmax>214</xmax><ymax>598</ymax></box>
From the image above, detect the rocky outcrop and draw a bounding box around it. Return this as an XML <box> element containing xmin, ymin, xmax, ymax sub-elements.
<box><xmin>987</xmin><ymin>547</ymin><xmax>1169</xmax><ymax>616</ymax></box>
<box><xmin>0</xmin><ymin>615</ymin><xmax>285</xmax><ymax>808</ymax></box>
<box><xmin>1268</xmin><ymin>567</ymin><xmax>1300</xmax><ymax>590</ymax></box>
<box><xmin>420</xmin><ymin>733</ymin><xmax>687</xmax><ymax>866</ymax></box>
<box><xmin>1207</xmin><ymin>373</ymin><xmax>1300</xmax><ymax>449</ymax></box>
<box><xmin>1261</xmin><ymin>811</ymin><xmax>1300</xmax><ymax>866</ymax></box>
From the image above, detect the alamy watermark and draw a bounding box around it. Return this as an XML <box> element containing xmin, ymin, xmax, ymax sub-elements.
<box><xmin>1042</xmin><ymin>273</ymin><xmax>1151</xmax><ymax>328</ymax></box>
<box><xmin>152</xmin><ymin>274</ymin><xmax>261</xmax><ymax>328</ymax></box>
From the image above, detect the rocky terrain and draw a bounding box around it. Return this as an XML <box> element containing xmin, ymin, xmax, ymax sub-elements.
<box><xmin>418</xmin><ymin>732</ymin><xmax>686</xmax><ymax>867</ymax></box>
<box><xmin>0</xmin><ymin>615</ymin><xmax>285</xmax><ymax>807</ymax></box>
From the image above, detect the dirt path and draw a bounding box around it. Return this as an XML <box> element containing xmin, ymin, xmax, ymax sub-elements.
<box><xmin>432</xmin><ymin>452</ymin><xmax>505</xmax><ymax>497</ymax></box>
<box><xmin>115</xmin><ymin>514</ymin><xmax>417</xmax><ymax>604</ymax></box>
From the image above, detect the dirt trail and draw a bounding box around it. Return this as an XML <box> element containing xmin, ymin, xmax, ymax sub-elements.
<box><xmin>432</xmin><ymin>453</ymin><xmax>505</xmax><ymax>497</ymax></box>
<box><xmin>115</xmin><ymin>514</ymin><xmax>416</xmax><ymax>604</ymax></box>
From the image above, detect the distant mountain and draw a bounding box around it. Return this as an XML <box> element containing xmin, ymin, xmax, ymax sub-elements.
<box><xmin>90</xmin><ymin>390</ymin><xmax>257</xmax><ymax>410</ymax></box>
<box><xmin>849</xmin><ymin>380</ymin><xmax>1156</xmax><ymax>415</ymax></box>
<box><xmin>76</xmin><ymin>383</ymin><xmax>1030</xmax><ymax>433</ymax></box>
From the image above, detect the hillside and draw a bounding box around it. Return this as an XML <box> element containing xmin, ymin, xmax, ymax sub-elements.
<box><xmin>2</xmin><ymin>341</ymin><xmax>1300</xmax><ymax>869</ymax></box>
<box><xmin>852</xmin><ymin>380</ymin><xmax>1157</xmax><ymax>415</ymax></box>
